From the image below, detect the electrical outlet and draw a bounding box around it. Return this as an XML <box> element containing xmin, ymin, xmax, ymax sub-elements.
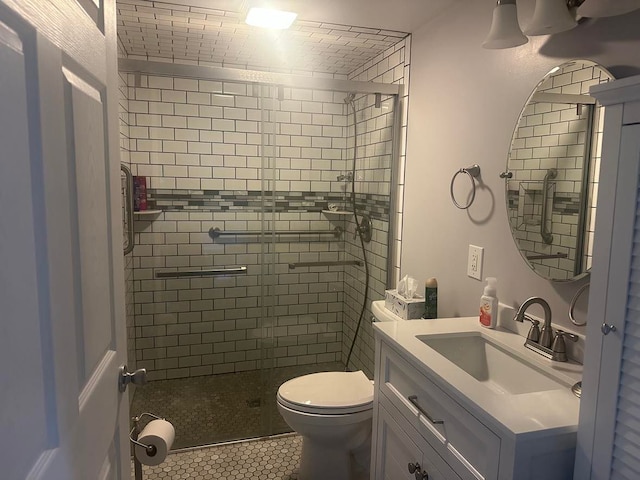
<box><xmin>467</xmin><ymin>245</ymin><xmax>484</xmax><ymax>280</ymax></box>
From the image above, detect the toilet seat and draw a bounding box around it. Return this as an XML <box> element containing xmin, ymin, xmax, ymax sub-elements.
<box><xmin>277</xmin><ymin>371</ymin><xmax>374</xmax><ymax>415</ymax></box>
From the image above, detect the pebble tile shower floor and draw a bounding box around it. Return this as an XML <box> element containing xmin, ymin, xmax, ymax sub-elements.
<box><xmin>132</xmin><ymin>434</ymin><xmax>301</xmax><ymax>479</ymax></box>
<box><xmin>131</xmin><ymin>362</ymin><xmax>343</xmax><ymax>449</ymax></box>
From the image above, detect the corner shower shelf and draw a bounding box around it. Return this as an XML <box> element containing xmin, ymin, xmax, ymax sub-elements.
<box><xmin>134</xmin><ymin>209</ymin><xmax>162</xmax><ymax>216</ymax></box>
<box><xmin>322</xmin><ymin>210</ymin><xmax>353</xmax><ymax>216</ymax></box>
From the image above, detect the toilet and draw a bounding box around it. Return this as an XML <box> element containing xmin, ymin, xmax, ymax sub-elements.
<box><xmin>276</xmin><ymin>300</ymin><xmax>403</xmax><ymax>480</ymax></box>
<box><xmin>277</xmin><ymin>370</ymin><xmax>374</xmax><ymax>480</ymax></box>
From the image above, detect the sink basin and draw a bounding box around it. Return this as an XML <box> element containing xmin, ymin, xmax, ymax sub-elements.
<box><xmin>417</xmin><ymin>332</ymin><xmax>565</xmax><ymax>395</ymax></box>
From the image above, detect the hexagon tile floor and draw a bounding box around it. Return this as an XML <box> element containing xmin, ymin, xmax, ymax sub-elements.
<box><xmin>132</xmin><ymin>434</ymin><xmax>301</xmax><ymax>479</ymax></box>
<box><xmin>131</xmin><ymin>362</ymin><xmax>342</xmax><ymax>449</ymax></box>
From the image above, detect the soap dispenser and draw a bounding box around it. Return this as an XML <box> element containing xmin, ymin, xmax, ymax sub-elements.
<box><xmin>480</xmin><ymin>277</ymin><xmax>498</xmax><ymax>329</ymax></box>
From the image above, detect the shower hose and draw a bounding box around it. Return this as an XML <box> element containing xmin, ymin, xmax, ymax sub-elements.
<box><xmin>344</xmin><ymin>93</ymin><xmax>370</xmax><ymax>372</ymax></box>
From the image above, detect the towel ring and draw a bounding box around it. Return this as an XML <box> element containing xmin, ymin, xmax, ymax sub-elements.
<box><xmin>569</xmin><ymin>282</ymin><xmax>589</xmax><ymax>326</ymax></box>
<box><xmin>450</xmin><ymin>164</ymin><xmax>481</xmax><ymax>209</ymax></box>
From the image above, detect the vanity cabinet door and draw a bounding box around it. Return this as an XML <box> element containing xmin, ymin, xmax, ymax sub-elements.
<box><xmin>374</xmin><ymin>401</ymin><xmax>461</xmax><ymax>480</ymax></box>
<box><xmin>379</xmin><ymin>342</ymin><xmax>500</xmax><ymax>480</ymax></box>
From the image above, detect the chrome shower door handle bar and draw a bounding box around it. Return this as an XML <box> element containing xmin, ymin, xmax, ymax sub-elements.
<box><xmin>155</xmin><ymin>266</ymin><xmax>248</xmax><ymax>278</ymax></box>
<box><xmin>121</xmin><ymin>164</ymin><xmax>135</xmax><ymax>255</ymax></box>
<box><xmin>407</xmin><ymin>395</ymin><xmax>444</xmax><ymax>425</ymax></box>
<box><xmin>209</xmin><ymin>227</ymin><xmax>343</xmax><ymax>240</ymax></box>
<box><xmin>540</xmin><ymin>168</ymin><xmax>557</xmax><ymax>245</ymax></box>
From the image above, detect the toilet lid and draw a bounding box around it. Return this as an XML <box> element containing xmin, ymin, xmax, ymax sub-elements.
<box><xmin>277</xmin><ymin>371</ymin><xmax>373</xmax><ymax>414</ymax></box>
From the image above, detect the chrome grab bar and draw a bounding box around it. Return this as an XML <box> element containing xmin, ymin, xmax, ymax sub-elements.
<box><xmin>288</xmin><ymin>260</ymin><xmax>363</xmax><ymax>269</ymax></box>
<box><xmin>155</xmin><ymin>266</ymin><xmax>247</xmax><ymax>278</ymax></box>
<box><xmin>407</xmin><ymin>395</ymin><xmax>444</xmax><ymax>425</ymax></box>
<box><xmin>121</xmin><ymin>164</ymin><xmax>135</xmax><ymax>255</ymax></box>
<box><xmin>526</xmin><ymin>252</ymin><xmax>568</xmax><ymax>261</ymax></box>
<box><xmin>208</xmin><ymin>226</ymin><xmax>343</xmax><ymax>240</ymax></box>
<box><xmin>540</xmin><ymin>168</ymin><xmax>557</xmax><ymax>245</ymax></box>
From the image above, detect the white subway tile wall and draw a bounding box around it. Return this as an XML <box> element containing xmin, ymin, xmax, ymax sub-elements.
<box><xmin>122</xmin><ymin>72</ymin><xmax>400</xmax><ymax>380</ymax></box>
<box><xmin>507</xmin><ymin>62</ymin><xmax>608</xmax><ymax>280</ymax></box>
<box><xmin>117</xmin><ymin>13</ymin><xmax>411</xmax><ymax>379</ymax></box>
<box><xmin>116</xmin><ymin>0</ymin><xmax>408</xmax><ymax>76</ymax></box>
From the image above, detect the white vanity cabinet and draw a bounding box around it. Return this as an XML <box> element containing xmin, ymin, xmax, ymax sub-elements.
<box><xmin>371</xmin><ymin>333</ymin><xmax>579</xmax><ymax>480</ymax></box>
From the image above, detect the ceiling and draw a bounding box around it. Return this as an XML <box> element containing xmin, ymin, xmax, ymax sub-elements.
<box><xmin>117</xmin><ymin>0</ymin><xmax>454</xmax><ymax>76</ymax></box>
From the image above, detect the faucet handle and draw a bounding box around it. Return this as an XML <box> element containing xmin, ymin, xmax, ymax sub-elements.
<box><xmin>551</xmin><ymin>330</ymin><xmax>579</xmax><ymax>362</ymax></box>
<box><xmin>524</xmin><ymin>316</ymin><xmax>541</xmax><ymax>343</ymax></box>
<box><xmin>555</xmin><ymin>330</ymin><xmax>579</xmax><ymax>342</ymax></box>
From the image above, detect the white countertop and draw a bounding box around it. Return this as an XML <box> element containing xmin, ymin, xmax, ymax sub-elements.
<box><xmin>372</xmin><ymin>301</ymin><xmax>582</xmax><ymax>439</ymax></box>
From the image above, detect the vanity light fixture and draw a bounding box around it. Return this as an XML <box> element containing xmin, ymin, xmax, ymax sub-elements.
<box><xmin>525</xmin><ymin>0</ymin><xmax>578</xmax><ymax>35</ymax></box>
<box><xmin>483</xmin><ymin>0</ymin><xmax>640</xmax><ymax>49</ymax></box>
<box><xmin>245</xmin><ymin>7</ymin><xmax>297</xmax><ymax>29</ymax></box>
<box><xmin>483</xmin><ymin>0</ymin><xmax>528</xmax><ymax>49</ymax></box>
<box><xmin>578</xmin><ymin>0</ymin><xmax>640</xmax><ymax>17</ymax></box>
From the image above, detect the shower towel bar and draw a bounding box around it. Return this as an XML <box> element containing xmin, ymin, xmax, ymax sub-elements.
<box><xmin>208</xmin><ymin>226</ymin><xmax>343</xmax><ymax>240</ymax></box>
<box><xmin>288</xmin><ymin>260</ymin><xmax>363</xmax><ymax>269</ymax></box>
<box><xmin>155</xmin><ymin>266</ymin><xmax>247</xmax><ymax>278</ymax></box>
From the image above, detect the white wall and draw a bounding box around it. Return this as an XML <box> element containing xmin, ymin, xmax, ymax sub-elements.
<box><xmin>403</xmin><ymin>1</ymin><xmax>640</xmax><ymax>331</ymax></box>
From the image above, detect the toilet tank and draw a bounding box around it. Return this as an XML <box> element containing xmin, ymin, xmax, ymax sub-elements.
<box><xmin>371</xmin><ymin>300</ymin><xmax>406</xmax><ymax>323</ymax></box>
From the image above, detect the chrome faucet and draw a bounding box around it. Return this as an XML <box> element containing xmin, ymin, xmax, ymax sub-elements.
<box><xmin>514</xmin><ymin>297</ymin><xmax>553</xmax><ymax>348</ymax></box>
<box><xmin>514</xmin><ymin>297</ymin><xmax>578</xmax><ymax>361</ymax></box>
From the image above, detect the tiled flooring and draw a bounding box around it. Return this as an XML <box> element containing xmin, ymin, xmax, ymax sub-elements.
<box><xmin>131</xmin><ymin>362</ymin><xmax>343</xmax><ymax>449</ymax></box>
<box><xmin>133</xmin><ymin>433</ymin><xmax>301</xmax><ymax>479</ymax></box>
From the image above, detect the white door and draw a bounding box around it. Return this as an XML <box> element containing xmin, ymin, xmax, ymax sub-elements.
<box><xmin>0</xmin><ymin>1</ymin><xmax>129</xmax><ymax>479</ymax></box>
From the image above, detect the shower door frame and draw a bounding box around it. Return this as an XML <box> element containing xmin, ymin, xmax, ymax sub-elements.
<box><xmin>119</xmin><ymin>58</ymin><xmax>404</xmax><ymax>441</ymax></box>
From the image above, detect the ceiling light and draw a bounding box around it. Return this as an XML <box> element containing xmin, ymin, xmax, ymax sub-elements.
<box><xmin>245</xmin><ymin>7</ymin><xmax>297</xmax><ymax>29</ymax></box>
<box><xmin>483</xmin><ymin>0</ymin><xmax>528</xmax><ymax>49</ymax></box>
<box><xmin>578</xmin><ymin>0</ymin><xmax>640</xmax><ymax>17</ymax></box>
<box><xmin>525</xmin><ymin>0</ymin><xmax>577</xmax><ymax>35</ymax></box>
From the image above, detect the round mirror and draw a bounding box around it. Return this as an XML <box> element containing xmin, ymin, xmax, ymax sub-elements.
<box><xmin>505</xmin><ymin>60</ymin><xmax>614</xmax><ymax>281</ymax></box>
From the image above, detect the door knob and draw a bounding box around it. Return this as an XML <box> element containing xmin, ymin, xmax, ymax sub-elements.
<box><xmin>119</xmin><ymin>365</ymin><xmax>147</xmax><ymax>392</ymax></box>
<box><xmin>601</xmin><ymin>323</ymin><xmax>617</xmax><ymax>335</ymax></box>
<box><xmin>407</xmin><ymin>462</ymin><xmax>429</xmax><ymax>479</ymax></box>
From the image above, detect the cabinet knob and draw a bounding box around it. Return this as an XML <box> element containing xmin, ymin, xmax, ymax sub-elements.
<box><xmin>408</xmin><ymin>462</ymin><xmax>419</xmax><ymax>474</ymax></box>
<box><xmin>601</xmin><ymin>323</ymin><xmax>617</xmax><ymax>335</ymax></box>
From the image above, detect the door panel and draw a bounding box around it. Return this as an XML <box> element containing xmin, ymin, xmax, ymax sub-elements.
<box><xmin>63</xmin><ymin>66</ymin><xmax>115</xmax><ymax>383</ymax></box>
<box><xmin>0</xmin><ymin>19</ymin><xmax>51</xmax><ymax>480</ymax></box>
<box><xmin>0</xmin><ymin>1</ymin><xmax>128</xmax><ymax>479</ymax></box>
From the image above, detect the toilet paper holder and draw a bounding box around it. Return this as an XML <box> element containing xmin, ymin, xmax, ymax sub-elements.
<box><xmin>130</xmin><ymin>412</ymin><xmax>164</xmax><ymax>480</ymax></box>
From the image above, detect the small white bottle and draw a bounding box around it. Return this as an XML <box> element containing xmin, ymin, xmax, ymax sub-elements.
<box><xmin>480</xmin><ymin>277</ymin><xmax>498</xmax><ymax>329</ymax></box>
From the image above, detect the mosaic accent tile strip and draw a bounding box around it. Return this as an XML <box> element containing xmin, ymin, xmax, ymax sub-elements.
<box><xmin>131</xmin><ymin>361</ymin><xmax>343</xmax><ymax>448</ymax></box>
<box><xmin>146</xmin><ymin>188</ymin><xmax>390</xmax><ymax>221</ymax></box>
<box><xmin>132</xmin><ymin>434</ymin><xmax>301</xmax><ymax>480</ymax></box>
<box><xmin>507</xmin><ymin>189</ymin><xmax>581</xmax><ymax>215</ymax></box>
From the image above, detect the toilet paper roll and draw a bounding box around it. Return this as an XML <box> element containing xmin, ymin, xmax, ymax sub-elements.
<box><xmin>134</xmin><ymin>419</ymin><xmax>175</xmax><ymax>466</ymax></box>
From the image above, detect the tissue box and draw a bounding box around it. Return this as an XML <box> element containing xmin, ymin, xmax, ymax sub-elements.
<box><xmin>384</xmin><ymin>289</ymin><xmax>425</xmax><ymax>319</ymax></box>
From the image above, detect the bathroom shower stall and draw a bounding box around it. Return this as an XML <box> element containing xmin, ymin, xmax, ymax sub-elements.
<box><xmin>117</xmin><ymin>0</ymin><xmax>408</xmax><ymax>451</ymax></box>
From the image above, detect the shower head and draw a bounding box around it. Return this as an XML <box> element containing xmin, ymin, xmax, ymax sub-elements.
<box><xmin>344</xmin><ymin>92</ymin><xmax>355</xmax><ymax>104</ymax></box>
